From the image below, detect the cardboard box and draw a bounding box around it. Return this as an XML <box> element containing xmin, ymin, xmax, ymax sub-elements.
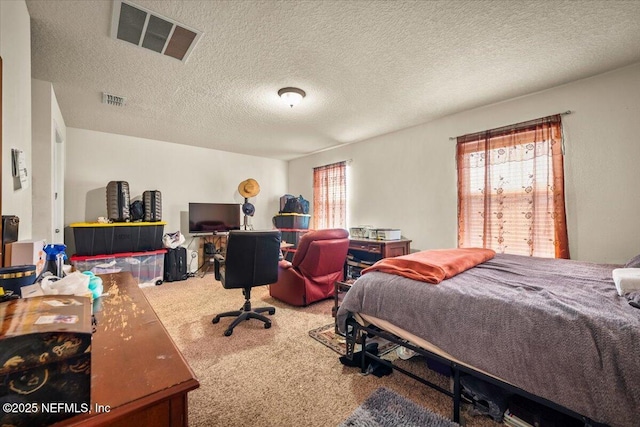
<box><xmin>4</xmin><ymin>239</ymin><xmax>46</xmax><ymax>276</ymax></box>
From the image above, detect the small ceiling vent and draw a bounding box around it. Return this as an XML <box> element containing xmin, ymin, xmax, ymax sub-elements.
<box><xmin>102</xmin><ymin>92</ymin><xmax>126</xmax><ymax>107</ymax></box>
<box><xmin>110</xmin><ymin>0</ymin><xmax>202</xmax><ymax>62</ymax></box>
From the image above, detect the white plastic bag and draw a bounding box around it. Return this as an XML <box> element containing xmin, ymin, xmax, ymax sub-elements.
<box><xmin>40</xmin><ymin>271</ymin><xmax>90</xmax><ymax>296</ymax></box>
<box><xmin>163</xmin><ymin>231</ymin><xmax>185</xmax><ymax>249</ymax></box>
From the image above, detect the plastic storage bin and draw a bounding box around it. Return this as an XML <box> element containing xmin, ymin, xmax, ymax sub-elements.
<box><xmin>70</xmin><ymin>249</ymin><xmax>166</xmax><ymax>287</ymax></box>
<box><xmin>272</xmin><ymin>214</ymin><xmax>310</xmax><ymax>229</ymax></box>
<box><xmin>70</xmin><ymin>222</ymin><xmax>166</xmax><ymax>256</ymax></box>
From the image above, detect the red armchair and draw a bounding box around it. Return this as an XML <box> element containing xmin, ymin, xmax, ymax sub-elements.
<box><xmin>269</xmin><ymin>228</ymin><xmax>349</xmax><ymax>306</ymax></box>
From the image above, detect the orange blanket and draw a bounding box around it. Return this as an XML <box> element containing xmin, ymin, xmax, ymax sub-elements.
<box><xmin>361</xmin><ymin>248</ymin><xmax>496</xmax><ymax>284</ymax></box>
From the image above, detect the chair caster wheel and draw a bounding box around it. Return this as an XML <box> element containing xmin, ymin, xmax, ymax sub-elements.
<box><xmin>224</xmin><ymin>329</ymin><xmax>233</xmax><ymax>336</ymax></box>
<box><xmin>264</xmin><ymin>322</ymin><xmax>271</xmax><ymax>329</ymax></box>
<box><xmin>268</xmin><ymin>309</ymin><xmax>275</xmax><ymax>315</ymax></box>
<box><xmin>212</xmin><ymin>317</ymin><xmax>220</xmax><ymax>324</ymax></box>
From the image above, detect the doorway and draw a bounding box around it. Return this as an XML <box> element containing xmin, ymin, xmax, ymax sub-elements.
<box><xmin>52</xmin><ymin>122</ymin><xmax>64</xmax><ymax>243</ymax></box>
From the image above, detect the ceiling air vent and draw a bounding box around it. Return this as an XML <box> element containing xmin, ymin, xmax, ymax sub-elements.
<box><xmin>102</xmin><ymin>92</ymin><xmax>126</xmax><ymax>107</ymax></box>
<box><xmin>110</xmin><ymin>0</ymin><xmax>202</xmax><ymax>62</ymax></box>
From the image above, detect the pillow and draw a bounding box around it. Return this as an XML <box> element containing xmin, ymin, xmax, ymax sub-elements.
<box><xmin>625</xmin><ymin>254</ymin><xmax>640</xmax><ymax>268</ymax></box>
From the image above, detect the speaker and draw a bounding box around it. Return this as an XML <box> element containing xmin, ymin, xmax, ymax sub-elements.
<box><xmin>2</xmin><ymin>216</ymin><xmax>19</xmax><ymax>267</ymax></box>
<box><xmin>204</xmin><ymin>242</ymin><xmax>216</xmax><ymax>255</ymax></box>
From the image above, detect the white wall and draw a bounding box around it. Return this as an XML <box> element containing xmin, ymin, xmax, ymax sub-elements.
<box><xmin>65</xmin><ymin>128</ymin><xmax>287</xmax><ymax>254</ymax></box>
<box><xmin>289</xmin><ymin>62</ymin><xmax>640</xmax><ymax>264</ymax></box>
<box><xmin>1</xmin><ymin>0</ymin><xmax>33</xmax><ymax>239</ymax></box>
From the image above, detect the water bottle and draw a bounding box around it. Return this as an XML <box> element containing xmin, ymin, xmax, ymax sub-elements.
<box><xmin>43</xmin><ymin>244</ymin><xmax>67</xmax><ymax>277</ymax></box>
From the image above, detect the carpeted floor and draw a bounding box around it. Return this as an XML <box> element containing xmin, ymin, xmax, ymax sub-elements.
<box><xmin>142</xmin><ymin>275</ymin><xmax>500</xmax><ymax>427</ymax></box>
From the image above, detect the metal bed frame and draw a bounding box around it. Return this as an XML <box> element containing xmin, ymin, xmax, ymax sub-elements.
<box><xmin>344</xmin><ymin>316</ymin><xmax>606</xmax><ymax>427</ymax></box>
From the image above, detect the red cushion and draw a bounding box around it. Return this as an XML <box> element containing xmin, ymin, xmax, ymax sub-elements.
<box><xmin>292</xmin><ymin>229</ymin><xmax>349</xmax><ymax>267</ymax></box>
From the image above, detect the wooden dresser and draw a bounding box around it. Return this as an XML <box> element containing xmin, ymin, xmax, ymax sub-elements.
<box><xmin>346</xmin><ymin>238</ymin><xmax>411</xmax><ymax>278</ymax></box>
<box><xmin>54</xmin><ymin>272</ymin><xmax>199</xmax><ymax>427</ymax></box>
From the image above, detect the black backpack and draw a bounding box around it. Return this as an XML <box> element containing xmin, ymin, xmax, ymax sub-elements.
<box><xmin>130</xmin><ymin>200</ymin><xmax>144</xmax><ymax>221</ymax></box>
<box><xmin>298</xmin><ymin>196</ymin><xmax>310</xmax><ymax>214</ymax></box>
<box><xmin>283</xmin><ymin>195</ymin><xmax>309</xmax><ymax>214</ymax></box>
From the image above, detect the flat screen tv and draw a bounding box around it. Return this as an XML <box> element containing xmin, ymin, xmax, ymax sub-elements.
<box><xmin>188</xmin><ymin>203</ymin><xmax>241</xmax><ymax>234</ymax></box>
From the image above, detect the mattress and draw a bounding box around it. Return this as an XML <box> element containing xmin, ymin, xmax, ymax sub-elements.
<box><xmin>337</xmin><ymin>253</ymin><xmax>640</xmax><ymax>427</ymax></box>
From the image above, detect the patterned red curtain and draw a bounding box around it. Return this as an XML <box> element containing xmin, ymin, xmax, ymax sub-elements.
<box><xmin>457</xmin><ymin>115</ymin><xmax>569</xmax><ymax>258</ymax></box>
<box><xmin>313</xmin><ymin>161</ymin><xmax>346</xmax><ymax>230</ymax></box>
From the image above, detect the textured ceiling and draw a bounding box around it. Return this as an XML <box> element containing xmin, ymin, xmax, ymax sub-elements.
<box><xmin>26</xmin><ymin>0</ymin><xmax>640</xmax><ymax>160</ymax></box>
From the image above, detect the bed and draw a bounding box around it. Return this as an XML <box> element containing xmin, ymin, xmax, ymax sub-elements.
<box><xmin>336</xmin><ymin>252</ymin><xmax>640</xmax><ymax>427</ymax></box>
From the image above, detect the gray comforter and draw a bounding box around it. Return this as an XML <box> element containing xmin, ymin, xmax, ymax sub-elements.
<box><xmin>337</xmin><ymin>253</ymin><xmax>640</xmax><ymax>427</ymax></box>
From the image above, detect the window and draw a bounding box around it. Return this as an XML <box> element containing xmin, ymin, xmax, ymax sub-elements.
<box><xmin>456</xmin><ymin>115</ymin><xmax>569</xmax><ymax>258</ymax></box>
<box><xmin>312</xmin><ymin>161</ymin><xmax>347</xmax><ymax>229</ymax></box>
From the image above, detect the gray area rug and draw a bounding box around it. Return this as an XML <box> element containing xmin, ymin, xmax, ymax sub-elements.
<box><xmin>340</xmin><ymin>387</ymin><xmax>460</xmax><ymax>427</ymax></box>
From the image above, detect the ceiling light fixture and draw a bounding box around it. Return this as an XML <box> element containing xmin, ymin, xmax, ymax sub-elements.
<box><xmin>278</xmin><ymin>87</ymin><xmax>306</xmax><ymax>108</ymax></box>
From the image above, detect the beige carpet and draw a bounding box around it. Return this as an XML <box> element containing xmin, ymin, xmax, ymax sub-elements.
<box><xmin>142</xmin><ymin>275</ymin><xmax>499</xmax><ymax>427</ymax></box>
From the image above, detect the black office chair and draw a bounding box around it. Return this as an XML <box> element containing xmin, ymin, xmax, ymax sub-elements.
<box><xmin>212</xmin><ymin>230</ymin><xmax>281</xmax><ymax>336</ymax></box>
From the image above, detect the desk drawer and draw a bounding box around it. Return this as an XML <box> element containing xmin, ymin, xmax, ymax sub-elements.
<box><xmin>349</xmin><ymin>242</ymin><xmax>382</xmax><ymax>254</ymax></box>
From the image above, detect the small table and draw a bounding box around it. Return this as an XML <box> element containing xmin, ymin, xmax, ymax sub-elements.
<box><xmin>280</xmin><ymin>242</ymin><xmax>294</xmax><ymax>260</ymax></box>
<box><xmin>333</xmin><ymin>279</ymin><xmax>355</xmax><ymax>334</ymax></box>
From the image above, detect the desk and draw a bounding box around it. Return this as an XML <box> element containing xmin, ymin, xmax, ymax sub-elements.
<box><xmin>54</xmin><ymin>272</ymin><xmax>199</xmax><ymax>427</ymax></box>
<box><xmin>199</xmin><ymin>234</ymin><xmax>228</xmax><ymax>276</ymax></box>
<box><xmin>278</xmin><ymin>242</ymin><xmax>294</xmax><ymax>261</ymax></box>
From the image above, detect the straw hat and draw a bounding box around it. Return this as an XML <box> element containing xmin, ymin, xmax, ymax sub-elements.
<box><xmin>238</xmin><ymin>178</ymin><xmax>260</xmax><ymax>198</ymax></box>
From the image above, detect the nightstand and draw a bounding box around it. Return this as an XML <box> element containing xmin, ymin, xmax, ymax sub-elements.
<box><xmin>345</xmin><ymin>238</ymin><xmax>411</xmax><ymax>279</ymax></box>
